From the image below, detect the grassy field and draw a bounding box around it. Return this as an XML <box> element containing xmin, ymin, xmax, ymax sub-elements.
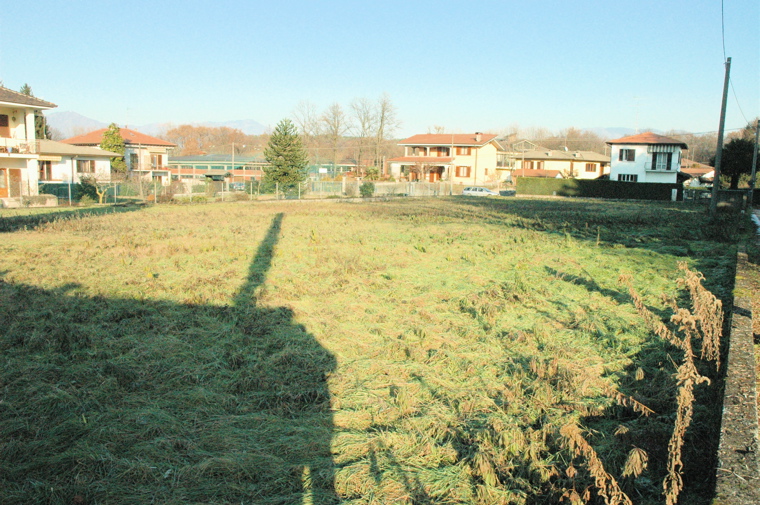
<box><xmin>0</xmin><ymin>197</ymin><xmax>739</xmax><ymax>504</ymax></box>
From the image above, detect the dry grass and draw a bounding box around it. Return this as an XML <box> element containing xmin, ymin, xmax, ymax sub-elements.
<box><xmin>0</xmin><ymin>198</ymin><xmax>737</xmax><ymax>504</ymax></box>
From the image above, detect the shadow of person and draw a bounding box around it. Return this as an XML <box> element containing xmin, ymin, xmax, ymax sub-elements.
<box><xmin>0</xmin><ymin>213</ymin><xmax>339</xmax><ymax>504</ymax></box>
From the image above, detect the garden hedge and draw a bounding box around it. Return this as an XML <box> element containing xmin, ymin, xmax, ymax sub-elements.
<box><xmin>516</xmin><ymin>177</ymin><xmax>683</xmax><ymax>201</ymax></box>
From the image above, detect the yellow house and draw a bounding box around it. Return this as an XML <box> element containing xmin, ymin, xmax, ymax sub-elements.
<box><xmin>513</xmin><ymin>148</ymin><xmax>610</xmax><ymax>179</ymax></box>
<box><xmin>388</xmin><ymin>133</ymin><xmax>507</xmax><ymax>185</ymax></box>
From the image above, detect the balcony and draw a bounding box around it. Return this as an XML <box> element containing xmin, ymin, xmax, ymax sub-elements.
<box><xmin>644</xmin><ymin>161</ymin><xmax>672</xmax><ymax>172</ymax></box>
<box><xmin>0</xmin><ymin>138</ymin><xmax>39</xmax><ymax>155</ymax></box>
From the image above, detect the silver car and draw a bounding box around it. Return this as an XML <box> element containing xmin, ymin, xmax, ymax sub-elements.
<box><xmin>462</xmin><ymin>186</ymin><xmax>499</xmax><ymax>196</ymax></box>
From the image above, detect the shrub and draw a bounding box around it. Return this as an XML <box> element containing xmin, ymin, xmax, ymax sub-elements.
<box><xmin>359</xmin><ymin>182</ymin><xmax>375</xmax><ymax>198</ymax></box>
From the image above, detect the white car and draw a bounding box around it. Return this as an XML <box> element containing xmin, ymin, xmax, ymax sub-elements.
<box><xmin>462</xmin><ymin>186</ymin><xmax>499</xmax><ymax>196</ymax></box>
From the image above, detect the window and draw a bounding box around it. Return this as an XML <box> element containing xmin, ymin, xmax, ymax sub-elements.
<box><xmin>456</xmin><ymin>146</ymin><xmax>471</xmax><ymax>155</ymax></box>
<box><xmin>524</xmin><ymin>161</ymin><xmax>534</xmax><ymax>170</ymax></box>
<box><xmin>39</xmin><ymin>161</ymin><xmax>53</xmax><ymax>180</ymax></box>
<box><xmin>77</xmin><ymin>160</ymin><xmax>95</xmax><ymax>173</ymax></box>
<box><xmin>411</xmin><ymin>146</ymin><xmax>425</xmax><ymax>156</ymax></box>
<box><xmin>651</xmin><ymin>152</ymin><xmax>673</xmax><ymax>171</ymax></box>
<box><xmin>130</xmin><ymin>153</ymin><xmax>138</xmax><ymax>169</ymax></box>
<box><xmin>619</xmin><ymin>149</ymin><xmax>635</xmax><ymax>161</ymax></box>
<box><xmin>151</xmin><ymin>154</ymin><xmax>163</xmax><ymax>169</ymax></box>
<box><xmin>619</xmin><ymin>174</ymin><xmax>638</xmax><ymax>182</ymax></box>
<box><xmin>585</xmin><ymin>163</ymin><xmax>597</xmax><ymax>172</ymax></box>
<box><xmin>535</xmin><ymin>161</ymin><xmax>544</xmax><ymax>170</ymax></box>
<box><xmin>455</xmin><ymin>166</ymin><xmax>471</xmax><ymax>177</ymax></box>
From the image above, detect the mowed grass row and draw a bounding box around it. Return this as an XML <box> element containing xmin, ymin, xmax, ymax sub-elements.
<box><xmin>0</xmin><ymin>198</ymin><xmax>737</xmax><ymax>504</ymax></box>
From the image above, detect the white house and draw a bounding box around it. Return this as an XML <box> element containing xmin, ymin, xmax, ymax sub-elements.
<box><xmin>607</xmin><ymin>132</ymin><xmax>687</xmax><ymax>183</ymax></box>
<box><xmin>37</xmin><ymin>140</ymin><xmax>121</xmax><ymax>184</ymax></box>
<box><xmin>0</xmin><ymin>86</ymin><xmax>57</xmax><ymax>202</ymax></box>
<box><xmin>62</xmin><ymin>127</ymin><xmax>176</xmax><ymax>184</ymax></box>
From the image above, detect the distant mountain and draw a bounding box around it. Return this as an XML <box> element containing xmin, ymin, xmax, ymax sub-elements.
<box><xmin>45</xmin><ymin>111</ymin><xmax>108</xmax><ymax>140</ymax></box>
<box><xmin>46</xmin><ymin>111</ymin><xmax>268</xmax><ymax>140</ymax></box>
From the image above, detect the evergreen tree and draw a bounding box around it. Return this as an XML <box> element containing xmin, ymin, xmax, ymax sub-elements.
<box><xmin>713</xmin><ymin>138</ymin><xmax>758</xmax><ymax>189</ymax></box>
<box><xmin>19</xmin><ymin>83</ymin><xmax>33</xmax><ymax>96</ymax></box>
<box><xmin>263</xmin><ymin>119</ymin><xmax>309</xmax><ymax>190</ymax></box>
<box><xmin>100</xmin><ymin>123</ymin><xmax>127</xmax><ymax>176</ymax></box>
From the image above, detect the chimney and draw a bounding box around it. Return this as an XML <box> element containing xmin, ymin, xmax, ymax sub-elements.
<box><xmin>475</xmin><ymin>132</ymin><xmax>482</xmax><ymax>142</ymax></box>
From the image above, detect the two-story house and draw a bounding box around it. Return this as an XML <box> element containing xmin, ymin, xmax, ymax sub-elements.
<box><xmin>0</xmin><ymin>86</ymin><xmax>57</xmax><ymax>200</ymax></box>
<box><xmin>62</xmin><ymin>127</ymin><xmax>176</xmax><ymax>184</ymax></box>
<box><xmin>388</xmin><ymin>133</ymin><xmax>505</xmax><ymax>184</ymax></box>
<box><xmin>514</xmin><ymin>148</ymin><xmax>610</xmax><ymax>179</ymax></box>
<box><xmin>607</xmin><ymin>132</ymin><xmax>687</xmax><ymax>183</ymax></box>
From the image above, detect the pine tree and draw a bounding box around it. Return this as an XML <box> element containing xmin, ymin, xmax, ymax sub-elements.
<box><xmin>100</xmin><ymin>123</ymin><xmax>127</xmax><ymax>176</ymax></box>
<box><xmin>19</xmin><ymin>83</ymin><xmax>33</xmax><ymax>96</ymax></box>
<box><xmin>263</xmin><ymin>119</ymin><xmax>309</xmax><ymax>190</ymax></box>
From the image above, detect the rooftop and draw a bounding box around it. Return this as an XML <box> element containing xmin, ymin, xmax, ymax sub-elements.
<box><xmin>606</xmin><ymin>132</ymin><xmax>688</xmax><ymax>149</ymax></box>
<box><xmin>0</xmin><ymin>86</ymin><xmax>57</xmax><ymax>109</ymax></box>
<box><xmin>62</xmin><ymin>128</ymin><xmax>176</xmax><ymax>147</ymax></box>
<box><xmin>399</xmin><ymin>133</ymin><xmax>499</xmax><ymax>147</ymax></box>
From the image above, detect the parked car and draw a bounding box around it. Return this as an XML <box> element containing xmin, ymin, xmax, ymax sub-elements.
<box><xmin>462</xmin><ymin>186</ymin><xmax>499</xmax><ymax>197</ymax></box>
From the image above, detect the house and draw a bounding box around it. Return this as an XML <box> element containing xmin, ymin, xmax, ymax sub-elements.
<box><xmin>607</xmin><ymin>132</ymin><xmax>687</xmax><ymax>183</ymax></box>
<box><xmin>37</xmin><ymin>140</ymin><xmax>121</xmax><ymax>184</ymax></box>
<box><xmin>680</xmin><ymin>158</ymin><xmax>714</xmax><ymax>187</ymax></box>
<box><xmin>388</xmin><ymin>133</ymin><xmax>507</xmax><ymax>184</ymax></box>
<box><xmin>62</xmin><ymin>127</ymin><xmax>176</xmax><ymax>184</ymax></box>
<box><xmin>513</xmin><ymin>148</ymin><xmax>610</xmax><ymax>179</ymax></box>
<box><xmin>0</xmin><ymin>85</ymin><xmax>57</xmax><ymax>201</ymax></box>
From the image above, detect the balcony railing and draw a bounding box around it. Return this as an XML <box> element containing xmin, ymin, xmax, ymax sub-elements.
<box><xmin>644</xmin><ymin>162</ymin><xmax>672</xmax><ymax>171</ymax></box>
<box><xmin>0</xmin><ymin>138</ymin><xmax>39</xmax><ymax>154</ymax></box>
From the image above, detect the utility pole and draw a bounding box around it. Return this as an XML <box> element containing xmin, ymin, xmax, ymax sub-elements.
<box><xmin>749</xmin><ymin>119</ymin><xmax>760</xmax><ymax>208</ymax></box>
<box><xmin>710</xmin><ymin>57</ymin><xmax>731</xmax><ymax>217</ymax></box>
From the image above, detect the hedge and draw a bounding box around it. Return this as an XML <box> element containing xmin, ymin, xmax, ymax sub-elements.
<box><xmin>516</xmin><ymin>177</ymin><xmax>683</xmax><ymax>201</ymax></box>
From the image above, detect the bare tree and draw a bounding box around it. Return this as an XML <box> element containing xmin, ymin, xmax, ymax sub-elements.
<box><xmin>321</xmin><ymin>103</ymin><xmax>351</xmax><ymax>172</ymax></box>
<box><xmin>292</xmin><ymin>100</ymin><xmax>323</xmax><ymax>165</ymax></box>
<box><xmin>373</xmin><ymin>93</ymin><xmax>400</xmax><ymax>175</ymax></box>
<box><xmin>350</xmin><ymin>97</ymin><xmax>377</xmax><ymax>176</ymax></box>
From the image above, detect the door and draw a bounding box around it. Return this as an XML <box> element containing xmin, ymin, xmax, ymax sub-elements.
<box><xmin>8</xmin><ymin>169</ymin><xmax>22</xmax><ymax>197</ymax></box>
<box><xmin>0</xmin><ymin>169</ymin><xmax>7</xmax><ymax>198</ymax></box>
<box><xmin>0</xmin><ymin>115</ymin><xmax>9</xmax><ymax>138</ymax></box>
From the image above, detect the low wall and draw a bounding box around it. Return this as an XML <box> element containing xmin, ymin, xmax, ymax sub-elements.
<box><xmin>712</xmin><ymin>251</ymin><xmax>760</xmax><ymax>504</ymax></box>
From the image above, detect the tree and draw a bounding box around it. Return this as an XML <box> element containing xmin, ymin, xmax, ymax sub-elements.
<box><xmin>19</xmin><ymin>83</ymin><xmax>32</xmax><ymax>96</ymax></box>
<box><xmin>321</xmin><ymin>103</ymin><xmax>351</xmax><ymax>171</ymax></box>
<box><xmin>713</xmin><ymin>137</ymin><xmax>759</xmax><ymax>189</ymax></box>
<box><xmin>351</xmin><ymin>97</ymin><xmax>377</xmax><ymax>175</ymax></box>
<box><xmin>372</xmin><ymin>93</ymin><xmax>400</xmax><ymax>173</ymax></box>
<box><xmin>100</xmin><ymin>123</ymin><xmax>127</xmax><ymax>177</ymax></box>
<box><xmin>263</xmin><ymin>119</ymin><xmax>309</xmax><ymax>191</ymax></box>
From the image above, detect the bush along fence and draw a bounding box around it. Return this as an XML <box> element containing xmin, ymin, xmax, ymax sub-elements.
<box><xmin>516</xmin><ymin>178</ymin><xmax>683</xmax><ymax>201</ymax></box>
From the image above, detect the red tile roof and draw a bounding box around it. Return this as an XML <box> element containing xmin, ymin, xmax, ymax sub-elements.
<box><xmin>399</xmin><ymin>133</ymin><xmax>498</xmax><ymax>146</ymax></box>
<box><xmin>387</xmin><ymin>156</ymin><xmax>454</xmax><ymax>163</ymax></box>
<box><xmin>606</xmin><ymin>131</ymin><xmax>687</xmax><ymax>148</ymax></box>
<box><xmin>680</xmin><ymin>159</ymin><xmax>714</xmax><ymax>176</ymax></box>
<box><xmin>61</xmin><ymin>127</ymin><xmax>176</xmax><ymax>147</ymax></box>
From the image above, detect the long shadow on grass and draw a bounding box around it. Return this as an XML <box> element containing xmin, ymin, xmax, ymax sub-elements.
<box><xmin>0</xmin><ymin>203</ymin><xmax>145</xmax><ymax>233</ymax></box>
<box><xmin>0</xmin><ymin>212</ymin><xmax>339</xmax><ymax>504</ymax></box>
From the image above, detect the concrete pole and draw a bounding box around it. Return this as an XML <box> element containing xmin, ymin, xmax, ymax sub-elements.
<box><xmin>710</xmin><ymin>57</ymin><xmax>731</xmax><ymax>217</ymax></box>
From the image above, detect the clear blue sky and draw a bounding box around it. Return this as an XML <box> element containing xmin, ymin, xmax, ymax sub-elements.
<box><xmin>1</xmin><ymin>0</ymin><xmax>757</xmax><ymax>137</ymax></box>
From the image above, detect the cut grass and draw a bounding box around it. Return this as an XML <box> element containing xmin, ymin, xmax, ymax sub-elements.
<box><xmin>0</xmin><ymin>198</ymin><xmax>737</xmax><ymax>504</ymax></box>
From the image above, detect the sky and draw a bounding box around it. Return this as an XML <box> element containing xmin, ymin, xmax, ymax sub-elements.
<box><xmin>1</xmin><ymin>0</ymin><xmax>758</xmax><ymax>138</ymax></box>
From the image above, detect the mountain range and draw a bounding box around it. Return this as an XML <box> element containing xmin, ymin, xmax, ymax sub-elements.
<box><xmin>45</xmin><ymin>111</ymin><xmax>268</xmax><ymax>140</ymax></box>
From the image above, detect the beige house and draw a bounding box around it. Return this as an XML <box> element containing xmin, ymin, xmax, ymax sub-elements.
<box><xmin>0</xmin><ymin>86</ymin><xmax>57</xmax><ymax>201</ymax></box>
<box><xmin>388</xmin><ymin>133</ymin><xmax>508</xmax><ymax>185</ymax></box>
<box><xmin>62</xmin><ymin>127</ymin><xmax>176</xmax><ymax>184</ymax></box>
<box><xmin>513</xmin><ymin>149</ymin><xmax>610</xmax><ymax>179</ymax></box>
